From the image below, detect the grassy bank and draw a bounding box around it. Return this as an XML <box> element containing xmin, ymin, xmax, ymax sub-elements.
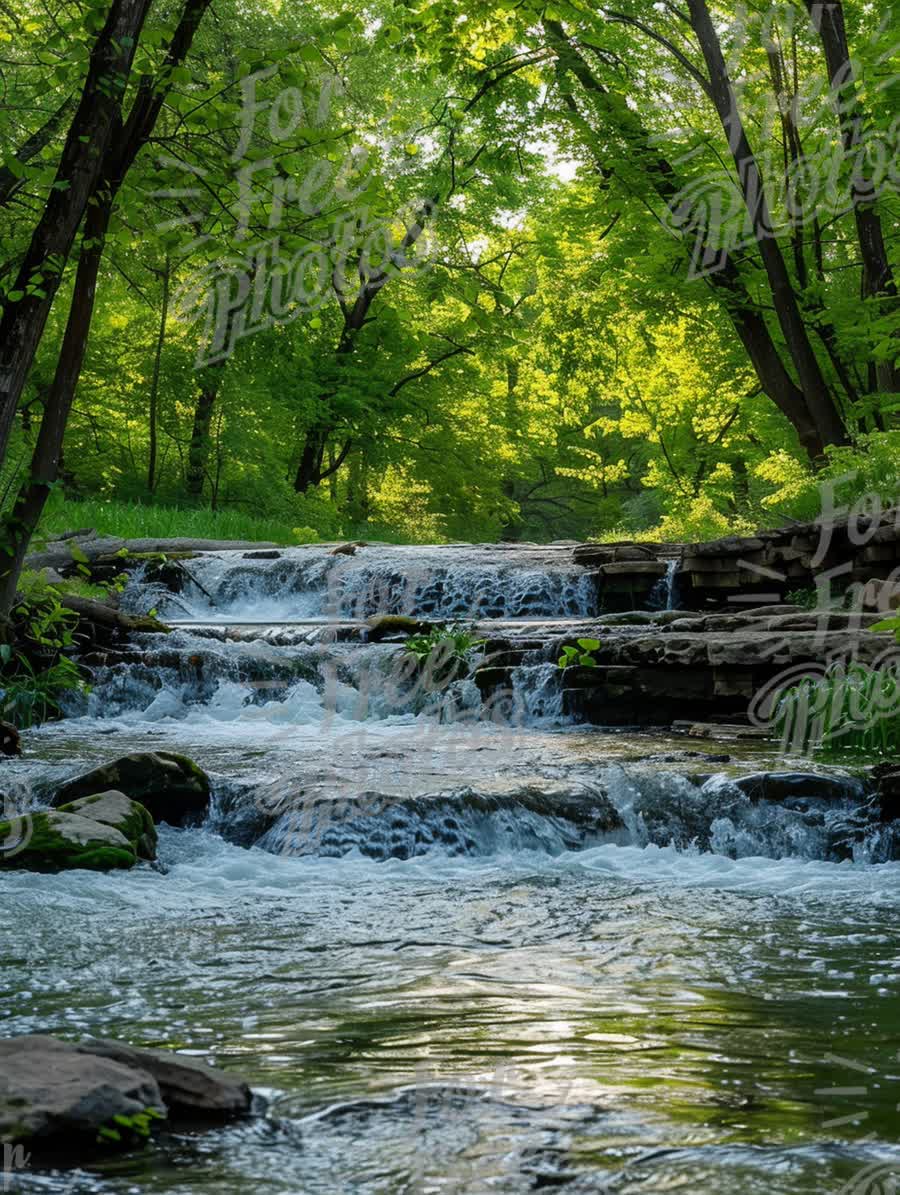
<box><xmin>37</xmin><ymin>499</ymin><xmax>314</xmax><ymax>546</ymax></box>
<box><xmin>34</xmin><ymin>497</ymin><xmax>431</xmax><ymax>547</ymax></box>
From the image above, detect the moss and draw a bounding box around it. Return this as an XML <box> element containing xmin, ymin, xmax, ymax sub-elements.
<box><xmin>165</xmin><ymin>753</ymin><xmax>211</xmax><ymax>795</ymax></box>
<box><xmin>57</xmin><ymin>794</ymin><xmax>157</xmax><ymax>861</ymax></box>
<box><xmin>0</xmin><ymin>812</ymin><xmax>137</xmax><ymax>872</ymax></box>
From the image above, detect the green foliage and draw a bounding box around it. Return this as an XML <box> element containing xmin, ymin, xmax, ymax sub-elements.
<box><xmin>96</xmin><ymin>1107</ymin><xmax>165</xmax><ymax>1147</ymax></box>
<box><xmin>404</xmin><ymin>624</ymin><xmax>486</xmax><ymax>679</ymax></box>
<box><xmin>1</xmin><ymin>591</ymin><xmax>88</xmax><ymax>727</ymax></box>
<box><xmin>1</xmin><ymin>0</ymin><xmax>898</xmax><ymax>557</ymax></box>
<box><xmin>558</xmin><ymin>638</ymin><xmax>601</xmax><ymax>669</ymax></box>
<box><xmin>774</xmin><ymin>663</ymin><xmax>900</xmax><ymax>756</ymax></box>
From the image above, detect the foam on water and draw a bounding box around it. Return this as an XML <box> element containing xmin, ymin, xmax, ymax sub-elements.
<box><xmin>127</xmin><ymin>544</ymin><xmax>598</xmax><ymax>622</ymax></box>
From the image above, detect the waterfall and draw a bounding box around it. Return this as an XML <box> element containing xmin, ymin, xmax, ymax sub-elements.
<box><xmin>25</xmin><ymin>540</ymin><xmax>893</xmax><ymax>868</ymax></box>
<box><xmin>648</xmin><ymin>559</ymin><xmax>680</xmax><ymax>611</ymax></box>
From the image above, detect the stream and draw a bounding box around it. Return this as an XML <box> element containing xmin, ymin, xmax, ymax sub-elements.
<box><xmin>3</xmin><ymin>544</ymin><xmax>899</xmax><ymax>1193</ymax></box>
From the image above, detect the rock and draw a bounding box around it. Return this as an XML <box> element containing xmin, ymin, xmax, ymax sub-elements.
<box><xmin>731</xmin><ymin>772</ymin><xmax>865</xmax><ymax>804</ymax></box>
<box><xmin>0</xmin><ymin>1036</ymin><xmax>165</xmax><ymax>1149</ymax></box>
<box><xmin>0</xmin><ymin>810</ymin><xmax>137</xmax><ymax>872</ymax></box>
<box><xmin>53</xmin><ymin>752</ymin><xmax>211</xmax><ymax>826</ymax></box>
<box><xmin>0</xmin><ymin>721</ymin><xmax>20</xmax><ymax>757</ymax></box>
<box><xmin>366</xmin><ymin>614</ymin><xmax>433</xmax><ymax>640</ymax></box>
<box><xmin>55</xmin><ymin>791</ymin><xmax>157</xmax><ymax>861</ymax></box>
<box><xmin>330</xmin><ymin>542</ymin><xmax>358</xmax><ymax>556</ymax></box>
<box><xmin>76</xmin><ymin>1040</ymin><xmax>252</xmax><ymax>1119</ymax></box>
<box><xmin>871</xmin><ymin>763</ymin><xmax>900</xmax><ymax>822</ymax></box>
<box><xmin>242</xmin><ymin>549</ymin><xmax>281</xmax><ymax>559</ymax></box>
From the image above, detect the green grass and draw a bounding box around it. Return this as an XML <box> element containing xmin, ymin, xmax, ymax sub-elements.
<box><xmin>774</xmin><ymin>662</ymin><xmax>900</xmax><ymax>756</ymax></box>
<box><xmin>37</xmin><ymin>498</ymin><xmax>313</xmax><ymax>546</ymax></box>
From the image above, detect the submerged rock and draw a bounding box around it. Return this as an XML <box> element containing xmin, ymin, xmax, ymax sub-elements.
<box><xmin>53</xmin><ymin>752</ymin><xmax>210</xmax><ymax>826</ymax></box>
<box><xmin>55</xmin><ymin>791</ymin><xmax>157</xmax><ymax>861</ymax></box>
<box><xmin>0</xmin><ymin>810</ymin><xmax>137</xmax><ymax>872</ymax></box>
<box><xmin>0</xmin><ymin>1036</ymin><xmax>164</xmax><ymax>1149</ymax></box>
<box><xmin>256</xmin><ymin>781</ymin><xmax>623</xmax><ymax>860</ymax></box>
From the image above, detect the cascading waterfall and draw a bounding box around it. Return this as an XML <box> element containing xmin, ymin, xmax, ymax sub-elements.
<box><xmin>127</xmin><ymin>544</ymin><xmax>599</xmax><ymax>623</ymax></box>
<box><xmin>36</xmin><ymin>542</ymin><xmax>895</xmax><ymax>866</ymax></box>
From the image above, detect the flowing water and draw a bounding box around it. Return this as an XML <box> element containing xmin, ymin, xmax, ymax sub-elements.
<box><xmin>3</xmin><ymin>545</ymin><xmax>899</xmax><ymax>1194</ymax></box>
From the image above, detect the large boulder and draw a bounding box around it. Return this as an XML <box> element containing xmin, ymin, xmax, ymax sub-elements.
<box><xmin>55</xmin><ymin>791</ymin><xmax>157</xmax><ymax>861</ymax></box>
<box><xmin>0</xmin><ymin>810</ymin><xmax>136</xmax><ymax>872</ymax></box>
<box><xmin>0</xmin><ymin>1036</ymin><xmax>164</xmax><ymax>1148</ymax></box>
<box><xmin>0</xmin><ymin>1035</ymin><xmax>253</xmax><ymax>1155</ymax></box>
<box><xmin>53</xmin><ymin>752</ymin><xmax>210</xmax><ymax>826</ymax></box>
<box><xmin>76</xmin><ymin>1040</ymin><xmax>252</xmax><ymax>1119</ymax></box>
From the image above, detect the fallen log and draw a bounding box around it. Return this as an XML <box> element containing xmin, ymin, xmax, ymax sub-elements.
<box><xmin>57</xmin><ymin>594</ymin><xmax>170</xmax><ymax>636</ymax></box>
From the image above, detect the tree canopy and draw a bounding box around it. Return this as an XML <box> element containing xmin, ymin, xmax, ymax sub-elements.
<box><xmin>0</xmin><ymin>0</ymin><xmax>897</xmax><ymax>601</ymax></box>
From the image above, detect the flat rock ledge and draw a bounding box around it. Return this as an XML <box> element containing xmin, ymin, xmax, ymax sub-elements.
<box><xmin>0</xmin><ymin>1035</ymin><xmax>253</xmax><ymax>1156</ymax></box>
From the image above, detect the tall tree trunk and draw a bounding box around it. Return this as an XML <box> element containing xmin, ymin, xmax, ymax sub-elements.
<box><xmin>186</xmin><ymin>379</ymin><xmax>219</xmax><ymax>497</ymax></box>
<box><xmin>806</xmin><ymin>0</ymin><xmax>898</xmax><ymax>393</ymax></box>
<box><xmin>0</xmin><ymin>199</ymin><xmax>113</xmax><ymax>620</ymax></box>
<box><xmin>346</xmin><ymin>450</ymin><xmax>370</xmax><ymax>525</ymax></box>
<box><xmin>293</xmin><ymin>200</ymin><xmax>434</xmax><ymax>492</ymax></box>
<box><xmin>687</xmin><ymin>0</ymin><xmax>848</xmax><ymax>453</ymax></box>
<box><xmin>544</xmin><ymin>19</ymin><xmax>825</xmax><ymax>458</ymax></box>
<box><xmin>147</xmin><ymin>257</ymin><xmax>170</xmax><ymax>494</ymax></box>
<box><xmin>0</xmin><ymin>0</ymin><xmax>211</xmax><ymax>618</ymax></box>
<box><xmin>0</xmin><ymin>0</ymin><xmax>152</xmax><ymax>472</ymax></box>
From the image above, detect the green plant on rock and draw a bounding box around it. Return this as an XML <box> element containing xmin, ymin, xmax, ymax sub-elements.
<box><xmin>96</xmin><ymin>1107</ymin><xmax>166</xmax><ymax>1147</ymax></box>
<box><xmin>558</xmin><ymin>639</ymin><xmax>601</xmax><ymax>669</ymax></box>
<box><xmin>404</xmin><ymin>624</ymin><xmax>486</xmax><ymax>686</ymax></box>
<box><xmin>404</xmin><ymin>624</ymin><xmax>486</xmax><ymax>667</ymax></box>
<box><xmin>774</xmin><ymin>662</ymin><xmax>900</xmax><ymax>755</ymax></box>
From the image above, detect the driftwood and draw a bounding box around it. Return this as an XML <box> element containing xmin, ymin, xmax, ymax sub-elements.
<box><xmin>24</xmin><ymin>534</ymin><xmax>284</xmax><ymax>577</ymax></box>
<box><xmin>57</xmin><ymin>594</ymin><xmax>170</xmax><ymax>636</ymax></box>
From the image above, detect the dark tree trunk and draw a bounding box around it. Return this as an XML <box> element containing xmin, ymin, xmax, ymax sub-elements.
<box><xmin>0</xmin><ymin>0</ymin><xmax>153</xmax><ymax>471</ymax></box>
<box><xmin>186</xmin><ymin>380</ymin><xmax>219</xmax><ymax>497</ymax></box>
<box><xmin>293</xmin><ymin>200</ymin><xmax>434</xmax><ymax>492</ymax></box>
<box><xmin>0</xmin><ymin>198</ymin><xmax>113</xmax><ymax>620</ymax></box>
<box><xmin>687</xmin><ymin>0</ymin><xmax>848</xmax><ymax>453</ymax></box>
<box><xmin>0</xmin><ymin>0</ymin><xmax>212</xmax><ymax>619</ymax></box>
<box><xmin>147</xmin><ymin>258</ymin><xmax>170</xmax><ymax>494</ymax></box>
<box><xmin>806</xmin><ymin>0</ymin><xmax>898</xmax><ymax>392</ymax></box>
<box><xmin>544</xmin><ymin>19</ymin><xmax>825</xmax><ymax>459</ymax></box>
<box><xmin>0</xmin><ymin>96</ymin><xmax>77</xmax><ymax>209</ymax></box>
<box><xmin>346</xmin><ymin>450</ymin><xmax>370</xmax><ymax>525</ymax></box>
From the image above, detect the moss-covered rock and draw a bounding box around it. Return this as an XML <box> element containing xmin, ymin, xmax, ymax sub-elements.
<box><xmin>0</xmin><ymin>811</ymin><xmax>136</xmax><ymax>872</ymax></box>
<box><xmin>52</xmin><ymin>752</ymin><xmax>210</xmax><ymax>826</ymax></box>
<box><xmin>56</xmin><ymin>791</ymin><xmax>157</xmax><ymax>861</ymax></box>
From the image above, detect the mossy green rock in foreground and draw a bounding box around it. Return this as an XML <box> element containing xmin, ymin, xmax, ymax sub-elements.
<box><xmin>56</xmin><ymin>791</ymin><xmax>157</xmax><ymax>861</ymax></box>
<box><xmin>52</xmin><ymin>751</ymin><xmax>210</xmax><ymax>825</ymax></box>
<box><xmin>0</xmin><ymin>810</ymin><xmax>137</xmax><ymax>872</ymax></box>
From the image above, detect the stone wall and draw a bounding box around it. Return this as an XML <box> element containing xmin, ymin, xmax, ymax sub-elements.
<box><xmin>575</xmin><ymin>508</ymin><xmax>900</xmax><ymax>612</ymax></box>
